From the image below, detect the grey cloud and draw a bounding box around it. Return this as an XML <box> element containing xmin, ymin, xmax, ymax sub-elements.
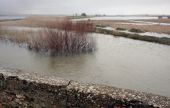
<box><xmin>0</xmin><ymin>0</ymin><xmax>169</xmax><ymax>15</ymax></box>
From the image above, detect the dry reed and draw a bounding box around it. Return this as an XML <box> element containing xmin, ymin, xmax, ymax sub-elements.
<box><xmin>28</xmin><ymin>20</ymin><xmax>95</xmax><ymax>55</ymax></box>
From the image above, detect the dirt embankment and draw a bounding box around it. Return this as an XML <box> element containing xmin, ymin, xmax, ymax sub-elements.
<box><xmin>0</xmin><ymin>67</ymin><xmax>170</xmax><ymax>108</ymax></box>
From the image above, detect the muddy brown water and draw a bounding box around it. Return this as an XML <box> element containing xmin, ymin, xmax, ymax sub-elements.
<box><xmin>0</xmin><ymin>33</ymin><xmax>170</xmax><ymax>97</ymax></box>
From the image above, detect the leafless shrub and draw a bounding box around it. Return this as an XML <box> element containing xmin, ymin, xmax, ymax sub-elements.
<box><xmin>0</xmin><ymin>19</ymin><xmax>95</xmax><ymax>55</ymax></box>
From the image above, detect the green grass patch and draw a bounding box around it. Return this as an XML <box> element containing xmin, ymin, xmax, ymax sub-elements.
<box><xmin>95</xmin><ymin>27</ymin><xmax>113</xmax><ymax>35</ymax></box>
<box><xmin>95</xmin><ymin>24</ymin><xmax>107</xmax><ymax>28</ymax></box>
<box><xmin>94</xmin><ymin>27</ymin><xmax>170</xmax><ymax>45</ymax></box>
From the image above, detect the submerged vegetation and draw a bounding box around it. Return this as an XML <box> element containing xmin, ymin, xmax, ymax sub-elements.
<box><xmin>0</xmin><ymin>30</ymin><xmax>31</xmax><ymax>44</ymax></box>
<box><xmin>0</xmin><ymin>20</ymin><xmax>96</xmax><ymax>56</ymax></box>
<box><xmin>28</xmin><ymin>20</ymin><xmax>95</xmax><ymax>55</ymax></box>
<box><xmin>1</xmin><ymin>17</ymin><xmax>170</xmax><ymax>57</ymax></box>
<box><xmin>28</xmin><ymin>21</ymin><xmax>95</xmax><ymax>55</ymax></box>
<box><xmin>95</xmin><ymin>27</ymin><xmax>170</xmax><ymax>45</ymax></box>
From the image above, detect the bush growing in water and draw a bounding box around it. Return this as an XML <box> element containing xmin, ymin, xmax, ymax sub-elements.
<box><xmin>28</xmin><ymin>20</ymin><xmax>95</xmax><ymax>55</ymax></box>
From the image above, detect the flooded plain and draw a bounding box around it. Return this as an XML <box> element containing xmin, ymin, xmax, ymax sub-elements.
<box><xmin>0</xmin><ymin>33</ymin><xmax>170</xmax><ymax>97</ymax></box>
<box><xmin>73</xmin><ymin>16</ymin><xmax>158</xmax><ymax>21</ymax></box>
<box><xmin>2</xmin><ymin>25</ymin><xmax>170</xmax><ymax>39</ymax></box>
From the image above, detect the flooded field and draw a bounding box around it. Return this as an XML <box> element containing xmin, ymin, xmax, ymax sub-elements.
<box><xmin>2</xmin><ymin>25</ymin><xmax>170</xmax><ymax>39</ymax></box>
<box><xmin>0</xmin><ymin>33</ymin><xmax>170</xmax><ymax>97</ymax></box>
<box><xmin>132</xmin><ymin>20</ymin><xmax>170</xmax><ymax>26</ymax></box>
<box><xmin>1</xmin><ymin>0</ymin><xmax>170</xmax><ymax>107</ymax></box>
<box><xmin>74</xmin><ymin>16</ymin><xmax>158</xmax><ymax>21</ymax></box>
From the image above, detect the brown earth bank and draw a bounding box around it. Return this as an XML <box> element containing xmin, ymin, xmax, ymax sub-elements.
<box><xmin>0</xmin><ymin>67</ymin><xmax>170</xmax><ymax>108</ymax></box>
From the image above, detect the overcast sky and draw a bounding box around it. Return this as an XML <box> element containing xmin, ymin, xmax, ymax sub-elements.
<box><xmin>0</xmin><ymin>0</ymin><xmax>170</xmax><ymax>15</ymax></box>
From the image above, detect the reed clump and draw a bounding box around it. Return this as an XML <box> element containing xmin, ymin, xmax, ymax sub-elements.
<box><xmin>0</xmin><ymin>29</ymin><xmax>32</xmax><ymax>44</ymax></box>
<box><xmin>28</xmin><ymin>20</ymin><xmax>95</xmax><ymax>55</ymax></box>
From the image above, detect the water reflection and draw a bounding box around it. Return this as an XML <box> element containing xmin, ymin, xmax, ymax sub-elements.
<box><xmin>0</xmin><ymin>33</ymin><xmax>170</xmax><ymax>97</ymax></box>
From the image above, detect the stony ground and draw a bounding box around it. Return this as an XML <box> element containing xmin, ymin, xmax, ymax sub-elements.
<box><xmin>0</xmin><ymin>67</ymin><xmax>170</xmax><ymax>108</ymax></box>
<box><xmin>0</xmin><ymin>74</ymin><xmax>156</xmax><ymax>108</ymax></box>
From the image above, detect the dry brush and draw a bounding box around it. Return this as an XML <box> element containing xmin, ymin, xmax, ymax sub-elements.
<box><xmin>28</xmin><ymin>20</ymin><xmax>95</xmax><ymax>55</ymax></box>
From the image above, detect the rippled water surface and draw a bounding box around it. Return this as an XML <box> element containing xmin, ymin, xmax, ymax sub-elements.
<box><xmin>0</xmin><ymin>33</ymin><xmax>170</xmax><ymax>97</ymax></box>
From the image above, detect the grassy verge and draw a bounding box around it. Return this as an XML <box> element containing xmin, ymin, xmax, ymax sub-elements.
<box><xmin>95</xmin><ymin>27</ymin><xmax>170</xmax><ymax>45</ymax></box>
<box><xmin>95</xmin><ymin>27</ymin><xmax>113</xmax><ymax>35</ymax></box>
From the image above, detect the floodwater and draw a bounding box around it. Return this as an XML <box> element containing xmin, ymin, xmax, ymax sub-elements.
<box><xmin>119</xmin><ymin>22</ymin><xmax>170</xmax><ymax>26</ymax></box>
<box><xmin>102</xmin><ymin>26</ymin><xmax>170</xmax><ymax>38</ymax></box>
<box><xmin>74</xmin><ymin>16</ymin><xmax>170</xmax><ymax>26</ymax></box>
<box><xmin>120</xmin><ymin>30</ymin><xmax>170</xmax><ymax>38</ymax></box>
<box><xmin>0</xmin><ymin>33</ymin><xmax>170</xmax><ymax>97</ymax></box>
<box><xmin>73</xmin><ymin>16</ymin><xmax>158</xmax><ymax>21</ymax></box>
<box><xmin>3</xmin><ymin>25</ymin><xmax>170</xmax><ymax>38</ymax></box>
<box><xmin>1</xmin><ymin>26</ymin><xmax>43</xmax><ymax>32</ymax></box>
<box><xmin>0</xmin><ymin>15</ymin><xmax>26</xmax><ymax>20</ymax></box>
